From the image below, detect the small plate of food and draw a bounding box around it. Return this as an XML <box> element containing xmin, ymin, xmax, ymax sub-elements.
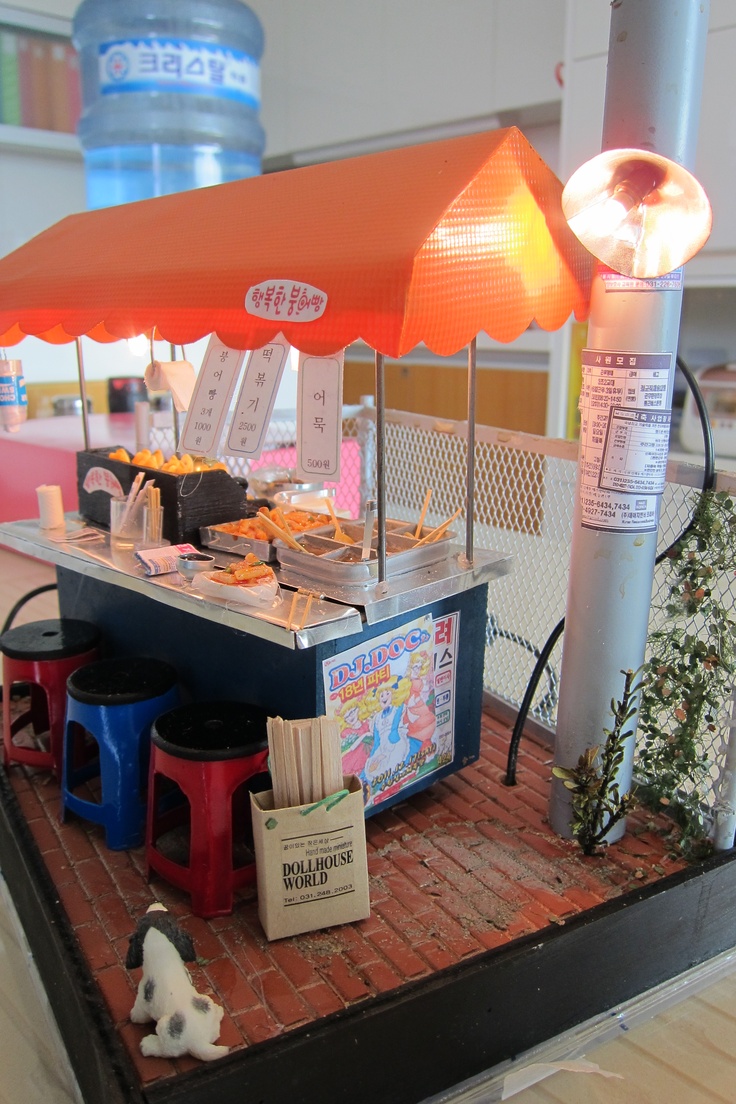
<box><xmin>191</xmin><ymin>552</ymin><xmax>281</xmax><ymax>607</ymax></box>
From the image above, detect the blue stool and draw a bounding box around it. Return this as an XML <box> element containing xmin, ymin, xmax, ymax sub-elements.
<box><xmin>62</xmin><ymin>657</ymin><xmax>180</xmax><ymax>850</ymax></box>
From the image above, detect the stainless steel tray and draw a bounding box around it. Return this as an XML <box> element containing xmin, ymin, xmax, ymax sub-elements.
<box><xmin>200</xmin><ymin>508</ymin><xmax>333</xmax><ymax>562</ymax></box>
<box><xmin>275</xmin><ymin>524</ymin><xmax>455</xmax><ymax>586</ymax></box>
<box><xmin>199</xmin><ymin>524</ymin><xmax>276</xmax><ymax>562</ymax></box>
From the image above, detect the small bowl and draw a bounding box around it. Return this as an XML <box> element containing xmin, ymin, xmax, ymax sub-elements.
<box><xmin>176</xmin><ymin>551</ymin><xmax>215</xmax><ymax>583</ymax></box>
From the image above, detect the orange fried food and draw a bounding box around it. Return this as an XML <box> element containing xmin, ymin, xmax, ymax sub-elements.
<box><xmin>274</xmin><ymin>508</ymin><xmax>329</xmax><ymax>533</ymax></box>
<box><xmin>210</xmin><ymin>569</ymin><xmax>239</xmax><ymax>586</ymax></box>
<box><xmin>218</xmin><ymin>552</ymin><xmax>275</xmax><ymax>587</ymax></box>
<box><xmin>215</xmin><ymin>516</ymin><xmax>272</xmax><ymax>541</ymax></box>
<box><xmin>212</xmin><ymin>507</ymin><xmax>327</xmax><ymax>543</ymax></box>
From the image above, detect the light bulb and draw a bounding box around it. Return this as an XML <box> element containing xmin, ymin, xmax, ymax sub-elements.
<box><xmin>562</xmin><ymin>149</ymin><xmax>711</xmax><ymax>279</ymax></box>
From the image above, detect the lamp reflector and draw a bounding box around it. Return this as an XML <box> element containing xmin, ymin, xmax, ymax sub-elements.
<box><xmin>562</xmin><ymin>149</ymin><xmax>712</xmax><ymax>279</ymax></box>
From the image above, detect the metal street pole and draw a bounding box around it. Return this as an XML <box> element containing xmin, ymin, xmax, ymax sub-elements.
<box><xmin>549</xmin><ymin>0</ymin><xmax>710</xmax><ymax>838</ymax></box>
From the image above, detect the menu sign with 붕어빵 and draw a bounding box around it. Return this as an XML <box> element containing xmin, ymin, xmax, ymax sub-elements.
<box><xmin>180</xmin><ymin>338</ymin><xmax>245</xmax><ymax>457</ymax></box>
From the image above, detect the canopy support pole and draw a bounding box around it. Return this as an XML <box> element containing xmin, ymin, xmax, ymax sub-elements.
<box><xmin>464</xmin><ymin>338</ymin><xmax>476</xmax><ymax>565</ymax></box>
<box><xmin>74</xmin><ymin>338</ymin><xmax>90</xmax><ymax>450</ymax></box>
<box><xmin>374</xmin><ymin>350</ymin><xmax>387</xmax><ymax>582</ymax></box>
<box><xmin>170</xmin><ymin>342</ymin><xmax>180</xmax><ymax>452</ymax></box>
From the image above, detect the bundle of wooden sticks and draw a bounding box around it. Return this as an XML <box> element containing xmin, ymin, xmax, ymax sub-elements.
<box><xmin>267</xmin><ymin>715</ymin><xmax>344</xmax><ymax>808</ymax></box>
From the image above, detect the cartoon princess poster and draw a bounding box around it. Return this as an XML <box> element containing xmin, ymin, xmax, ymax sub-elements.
<box><xmin>323</xmin><ymin>614</ymin><xmax>441</xmax><ymax>810</ymax></box>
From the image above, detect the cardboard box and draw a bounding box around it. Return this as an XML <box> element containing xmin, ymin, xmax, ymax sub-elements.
<box><xmin>76</xmin><ymin>447</ymin><xmax>248</xmax><ymax>545</ymax></box>
<box><xmin>251</xmin><ymin>776</ymin><xmax>370</xmax><ymax>940</ymax></box>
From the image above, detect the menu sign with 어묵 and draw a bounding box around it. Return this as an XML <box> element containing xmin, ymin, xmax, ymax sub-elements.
<box><xmin>180</xmin><ymin>338</ymin><xmax>245</xmax><ymax>457</ymax></box>
<box><xmin>295</xmin><ymin>351</ymin><xmax>344</xmax><ymax>483</ymax></box>
<box><xmin>224</xmin><ymin>336</ymin><xmax>290</xmax><ymax>461</ymax></box>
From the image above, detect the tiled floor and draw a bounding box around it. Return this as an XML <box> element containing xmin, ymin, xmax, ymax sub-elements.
<box><xmin>1</xmin><ymin>545</ymin><xmax>736</xmax><ymax>1103</ymax></box>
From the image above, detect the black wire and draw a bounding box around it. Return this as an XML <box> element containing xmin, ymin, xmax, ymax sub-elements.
<box><xmin>1</xmin><ymin>584</ymin><xmax>58</xmax><ymax>636</ymax></box>
<box><xmin>504</xmin><ymin>355</ymin><xmax>715</xmax><ymax>786</ymax></box>
<box><xmin>504</xmin><ymin>617</ymin><xmax>565</xmax><ymax>785</ymax></box>
<box><xmin>653</xmin><ymin>355</ymin><xmax>716</xmax><ymax>565</ymax></box>
<box><xmin>487</xmin><ymin>615</ymin><xmax>559</xmax><ymax>713</ymax></box>
<box><xmin>0</xmin><ymin>583</ymin><xmax>59</xmax><ymax>704</ymax></box>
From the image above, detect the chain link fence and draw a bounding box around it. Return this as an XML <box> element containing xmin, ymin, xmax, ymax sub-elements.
<box><xmin>146</xmin><ymin>403</ymin><xmax>736</xmax><ymax>824</ymax></box>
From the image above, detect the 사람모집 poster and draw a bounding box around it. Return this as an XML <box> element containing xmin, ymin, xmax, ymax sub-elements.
<box><xmin>322</xmin><ymin>612</ymin><xmax>459</xmax><ymax>811</ymax></box>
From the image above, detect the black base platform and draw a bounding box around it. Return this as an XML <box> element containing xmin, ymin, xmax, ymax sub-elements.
<box><xmin>3</xmin><ymin>762</ymin><xmax>736</xmax><ymax>1104</ymax></box>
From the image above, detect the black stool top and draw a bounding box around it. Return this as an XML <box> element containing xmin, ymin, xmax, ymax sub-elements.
<box><xmin>1</xmin><ymin>618</ymin><xmax>100</xmax><ymax>662</ymax></box>
<box><xmin>67</xmin><ymin>657</ymin><xmax>178</xmax><ymax>706</ymax></box>
<box><xmin>152</xmin><ymin>701</ymin><xmax>269</xmax><ymax>761</ymax></box>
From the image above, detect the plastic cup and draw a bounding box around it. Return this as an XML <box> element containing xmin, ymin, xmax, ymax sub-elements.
<box><xmin>109</xmin><ymin>495</ymin><xmax>144</xmax><ymax>551</ymax></box>
<box><xmin>141</xmin><ymin>504</ymin><xmax>166</xmax><ymax>548</ymax></box>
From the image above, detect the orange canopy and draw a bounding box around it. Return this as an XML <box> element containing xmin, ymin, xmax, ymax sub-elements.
<box><xmin>0</xmin><ymin>127</ymin><xmax>592</xmax><ymax>357</ymax></box>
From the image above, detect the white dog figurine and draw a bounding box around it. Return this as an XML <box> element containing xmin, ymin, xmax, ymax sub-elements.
<box><xmin>125</xmin><ymin>903</ymin><xmax>229</xmax><ymax>1061</ymax></box>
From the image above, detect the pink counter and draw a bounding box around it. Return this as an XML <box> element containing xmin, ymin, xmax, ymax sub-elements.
<box><xmin>0</xmin><ymin>414</ymin><xmax>137</xmax><ymax>525</ymax></box>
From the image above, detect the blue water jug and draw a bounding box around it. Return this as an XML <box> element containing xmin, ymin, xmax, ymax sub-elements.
<box><xmin>72</xmin><ymin>0</ymin><xmax>265</xmax><ymax>209</ymax></box>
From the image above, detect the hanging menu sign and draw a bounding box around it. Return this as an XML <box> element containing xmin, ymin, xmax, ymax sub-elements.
<box><xmin>179</xmin><ymin>338</ymin><xmax>245</xmax><ymax>456</ymax></box>
<box><xmin>224</xmin><ymin>336</ymin><xmax>290</xmax><ymax>461</ymax></box>
<box><xmin>296</xmin><ymin>351</ymin><xmax>344</xmax><ymax>482</ymax></box>
<box><xmin>578</xmin><ymin>348</ymin><xmax>673</xmax><ymax>533</ymax></box>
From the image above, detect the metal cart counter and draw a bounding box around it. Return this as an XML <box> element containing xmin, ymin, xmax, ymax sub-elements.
<box><xmin>0</xmin><ymin>518</ymin><xmax>511</xmax><ymax>813</ymax></box>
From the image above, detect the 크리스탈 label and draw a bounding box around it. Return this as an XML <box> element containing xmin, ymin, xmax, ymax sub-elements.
<box><xmin>99</xmin><ymin>38</ymin><xmax>260</xmax><ymax>106</ymax></box>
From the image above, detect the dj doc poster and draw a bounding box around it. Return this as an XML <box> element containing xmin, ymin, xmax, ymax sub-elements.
<box><xmin>322</xmin><ymin>612</ymin><xmax>459</xmax><ymax>812</ymax></box>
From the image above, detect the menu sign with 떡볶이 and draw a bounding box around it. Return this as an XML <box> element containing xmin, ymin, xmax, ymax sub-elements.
<box><xmin>224</xmin><ymin>337</ymin><xmax>289</xmax><ymax>461</ymax></box>
<box><xmin>180</xmin><ymin>338</ymin><xmax>245</xmax><ymax>457</ymax></box>
<box><xmin>296</xmin><ymin>351</ymin><xmax>344</xmax><ymax>483</ymax></box>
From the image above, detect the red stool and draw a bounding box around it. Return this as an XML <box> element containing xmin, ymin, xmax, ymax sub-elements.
<box><xmin>2</xmin><ymin>619</ymin><xmax>101</xmax><ymax>778</ymax></box>
<box><xmin>146</xmin><ymin>701</ymin><xmax>270</xmax><ymax>918</ymax></box>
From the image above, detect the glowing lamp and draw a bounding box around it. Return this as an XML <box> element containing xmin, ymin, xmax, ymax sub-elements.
<box><xmin>561</xmin><ymin>148</ymin><xmax>712</xmax><ymax>279</ymax></box>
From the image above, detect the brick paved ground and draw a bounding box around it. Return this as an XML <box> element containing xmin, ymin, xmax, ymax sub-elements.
<box><xmin>4</xmin><ymin>705</ymin><xmax>687</xmax><ymax>1090</ymax></box>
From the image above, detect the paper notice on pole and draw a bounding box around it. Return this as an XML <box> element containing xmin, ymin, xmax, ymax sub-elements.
<box><xmin>296</xmin><ymin>351</ymin><xmax>344</xmax><ymax>482</ymax></box>
<box><xmin>224</xmin><ymin>336</ymin><xmax>289</xmax><ymax>461</ymax></box>
<box><xmin>599</xmin><ymin>407</ymin><xmax>671</xmax><ymax>494</ymax></box>
<box><xmin>179</xmin><ymin>338</ymin><xmax>245</xmax><ymax>457</ymax></box>
<box><xmin>577</xmin><ymin>349</ymin><xmax>673</xmax><ymax>533</ymax></box>
<box><xmin>599</xmin><ymin>264</ymin><xmax>684</xmax><ymax>293</ymax></box>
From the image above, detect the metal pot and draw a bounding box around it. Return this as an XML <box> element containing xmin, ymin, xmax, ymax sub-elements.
<box><xmin>247</xmin><ymin>467</ymin><xmax>324</xmax><ymax>498</ymax></box>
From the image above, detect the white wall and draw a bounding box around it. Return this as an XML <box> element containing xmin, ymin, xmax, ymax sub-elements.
<box><xmin>248</xmin><ymin>0</ymin><xmax>565</xmax><ymax>160</ymax></box>
<box><xmin>3</xmin><ymin>0</ymin><xmax>568</xmax><ymax>390</ymax></box>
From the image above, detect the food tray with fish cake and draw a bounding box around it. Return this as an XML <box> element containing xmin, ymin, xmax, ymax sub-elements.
<box><xmin>275</xmin><ymin>526</ymin><xmax>455</xmax><ymax>586</ymax></box>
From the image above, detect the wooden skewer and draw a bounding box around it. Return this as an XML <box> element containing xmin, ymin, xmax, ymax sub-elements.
<box><xmin>267</xmin><ymin>716</ymin><xmax>289</xmax><ymax>809</ymax></box>
<box><xmin>287</xmin><ymin>589</ymin><xmax>301</xmax><ymax>630</ymax></box>
<box><xmin>120</xmin><ymin>471</ymin><xmax>146</xmax><ymax>529</ymax></box>
<box><xmin>320</xmin><ymin>717</ymin><xmax>344</xmax><ymax>796</ymax></box>
<box><xmin>274</xmin><ymin>507</ymin><xmax>294</xmax><ymax>535</ymax></box>
<box><xmin>414</xmin><ymin>488</ymin><xmax>432</xmax><ymax>538</ymax></box>
<box><xmin>298</xmin><ymin>591</ymin><xmax>314</xmax><ymax>630</ymax></box>
<box><xmin>287</xmin><ymin>587</ymin><xmax>316</xmax><ymax>631</ymax></box>
<box><xmin>414</xmin><ymin>506</ymin><xmax>463</xmax><ymax>546</ymax></box>
<box><xmin>257</xmin><ymin>511</ymin><xmax>305</xmax><ymax>551</ymax></box>
<box><xmin>294</xmin><ymin>722</ymin><xmax>314</xmax><ymax>805</ymax></box>
<box><xmin>310</xmin><ymin>717</ymin><xmax>323</xmax><ymax>804</ymax></box>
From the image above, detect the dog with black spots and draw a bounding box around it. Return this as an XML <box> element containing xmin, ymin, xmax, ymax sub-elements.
<box><xmin>126</xmin><ymin>903</ymin><xmax>228</xmax><ymax>1061</ymax></box>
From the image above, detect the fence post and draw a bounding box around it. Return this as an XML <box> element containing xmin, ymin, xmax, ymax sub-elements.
<box><xmin>356</xmin><ymin>396</ymin><xmax>376</xmax><ymax>515</ymax></box>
